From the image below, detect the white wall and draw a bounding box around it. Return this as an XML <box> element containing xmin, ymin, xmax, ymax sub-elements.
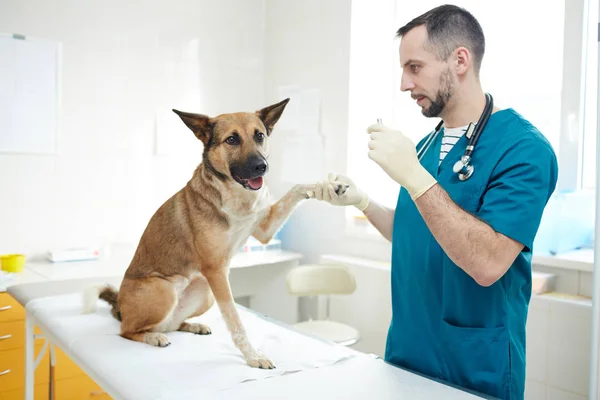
<box><xmin>0</xmin><ymin>0</ymin><xmax>390</xmax><ymax>263</ymax></box>
<box><xmin>263</xmin><ymin>0</ymin><xmax>393</xmax><ymax>265</ymax></box>
<box><xmin>0</xmin><ymin>0</ymin><xmax>266</xmax><ymax>258</ymax></box>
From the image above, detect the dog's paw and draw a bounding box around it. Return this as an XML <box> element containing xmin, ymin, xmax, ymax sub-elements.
<box><xmin>334</xmin><ymin>182</ymin><xmax>349</xmax><ymax>196</ymax></box>
<box><xmin>245</xmin><ymin>351</ymin><xmax>276</xmax><ymax>369</ymax></box>
<box><xmin>179</xmin><ymin>322</ymin><xmax>211</xmax><ymax>335</ymax></box>
<box><xmin>144</xmin><ymin>332</ymin><xmax>171</xmax><ymax>347</ymax></box>
<box><xmin>292</xmin><ymin>184</ymin><xmax>317</xmax><ymax>200</ymax></box>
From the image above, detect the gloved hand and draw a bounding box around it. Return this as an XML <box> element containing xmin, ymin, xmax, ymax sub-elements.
<box><xmin>366</xmin><ymin>123</ymin><xmax>437</xmax><ymax>200</ymax></box>
<box><xmin>308</xmin><ymin>173</ymin><xmax>370</xmax><ymax>211</ymax></box>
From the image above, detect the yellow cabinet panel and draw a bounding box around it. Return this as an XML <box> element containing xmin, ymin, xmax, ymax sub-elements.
<box><xmin>56</xmin><ymin>374</ymin><xmax>112</xmax><ymax>400</ymax></box>
<box><xmin>55</xmin><ymin>346</ymin><xmax>85</xmax><ymax>380</ymax></box>
<box><xmin>0</xmin><ymin>294</ymin><xmax>24</xmax><ymax>323</ymax></box>
<box><xmin>0</xmin><ymin>383</ymin><xmax>48</xmax><ymax>400</ymax></box>
<box><xmin>0</xmin><ymin>321</ymin><xmax>25</xmax><ymax>351</ymax></box>
<box><xmin>0</xmin><ymin>342</ymin><xmax>50</xmax><ymax>392</ymax></box>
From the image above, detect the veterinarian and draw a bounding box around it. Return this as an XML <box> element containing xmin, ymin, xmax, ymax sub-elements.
<box><xmin>310</xmin><ymin>5</ymin><xmax>558</xmax><ymax>400</ymax></box>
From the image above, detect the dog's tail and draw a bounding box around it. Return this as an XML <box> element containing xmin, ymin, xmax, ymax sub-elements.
<box><xmin>82</xmin><ymin>284</ymin><xmax>121</xmax><ymax>321</ymax></box>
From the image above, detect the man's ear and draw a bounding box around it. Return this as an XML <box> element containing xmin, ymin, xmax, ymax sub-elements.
<box><xmin>256</xmin><ymin>98</ymin><xmax>290</xmax><ymax>135</ymax></box>
<box><xmin>454</xmin><ymin>47</ymin><xmax>471</xmax><ymax>76</ymax></box>
<box><xmin>172</xmin><ymin>109</ymin><xmax>212</xmax><ymax>145</ymax></box>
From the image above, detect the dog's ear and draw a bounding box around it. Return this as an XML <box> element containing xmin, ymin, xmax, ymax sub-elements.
<box><xmin>256</xmin><ymin>98</ymin><xmax>290</xmax><ymax>135</ymax></box>
<box><xmin>172</xmin><ymin>109</ymin><xmax>212</xmax><ymax>144</ymax></box>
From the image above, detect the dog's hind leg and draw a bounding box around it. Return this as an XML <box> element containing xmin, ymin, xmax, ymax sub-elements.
<box><xmin>174</xmin><ymin>275</ymin><xmax>215</xmax><ymax>335</ymax></box>
<box><xmin>121</xmin><ymin>331</ymin><xmax>171</xmax><ymax>347</ymax></box>
<box><xmin>117</xmin><ymin>276</ymin><xmax>180</xmax><ymax>347</ymax></box>
<box><xmin>178</xmin><ymin>321</ymin><xmax>211</xmax><ymax>335</ymax></box>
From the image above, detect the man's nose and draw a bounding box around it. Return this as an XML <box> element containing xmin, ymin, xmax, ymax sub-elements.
<box><xmin>400</xmin><ymin>74</ymin><xmax>415</xmax><ymax>92</ymax></box>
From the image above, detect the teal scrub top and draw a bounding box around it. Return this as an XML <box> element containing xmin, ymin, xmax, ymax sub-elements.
<box><xmin>384</xmin><ymin>109</ymin><xmax>558</xmax><ymax>400</ymax></box>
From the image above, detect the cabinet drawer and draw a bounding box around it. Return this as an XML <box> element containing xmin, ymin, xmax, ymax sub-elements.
<box><xmin>0</xmin><ymin>294</ymin><xmax>25</xmax><ymax>323</ymax></box>
<box><xmin>0</xmin><ymin>343</ymin><xmax>50</xmax><ymax>392</ymax></box>
<box><xmin>0</xmin><ymin>320</ymin><xmax>25</xmax><ymax>351</ymax></box>
<box><xmin>56</xmin><ymin>374</ymin><xmax>112</xmax><ymax>400</ymax></box>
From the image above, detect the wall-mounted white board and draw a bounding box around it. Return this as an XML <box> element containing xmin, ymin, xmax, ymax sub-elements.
<box><xmin>0</xmin><ymin>33</ymin><xmax>61</xmax><ymax>155</ymax></box>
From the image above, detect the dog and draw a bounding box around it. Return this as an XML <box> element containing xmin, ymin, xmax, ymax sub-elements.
<box><xmin>82</xmin><ymin>98</ymin><xmax>323</xmax><ymax>369</ymax></box>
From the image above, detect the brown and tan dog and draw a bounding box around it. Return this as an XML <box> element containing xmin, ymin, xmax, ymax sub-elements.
<box><xmin>83</xmin><ymin>98</ymin><xmax>317</xmax><ymax>369</ymax></box>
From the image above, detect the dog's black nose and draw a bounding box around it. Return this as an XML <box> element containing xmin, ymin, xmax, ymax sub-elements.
<box><xmin>254</xmin><ymin>161</ymin><xmax>267</xmax><ymax>174</ymax></box>
<box><xmin>250</xmin><ymin>158</ymin><xmax>268</xmax><ymax>175</ymax></box>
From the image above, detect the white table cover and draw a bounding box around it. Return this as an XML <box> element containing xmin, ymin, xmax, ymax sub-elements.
<box><xmin>26</xmin><ymin>292</ymin><xmax>356</xmax><ymax>399</ymax></box>
<box><xmin>25</xmin><ymin>292</ymin><xmax>489</xmax><ymax>399</ymax></box>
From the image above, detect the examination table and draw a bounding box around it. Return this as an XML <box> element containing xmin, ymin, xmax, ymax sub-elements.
<box><xmin>7</xmin><ymin>277</ymin><xmax>494</xmax><ymax>399</ymax></box>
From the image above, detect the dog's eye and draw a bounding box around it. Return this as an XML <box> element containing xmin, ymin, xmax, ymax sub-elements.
<box><xmin>225</xmin><ymin>135</ymin><xmax>240</xmax><ymax>145</ymax></box>
<box><xmin>254</xmin><ymin>130</ymin><xmax>265</xmax><ymax>142</ymax></box>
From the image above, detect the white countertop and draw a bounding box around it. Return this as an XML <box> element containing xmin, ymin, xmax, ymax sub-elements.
<box><xmin>0</xmin><ymin>250</ymin><xmax>303</xmax><ymax>293</ymax></box>
<box><xmin>532</xmin><ymin>248</ymin><xmax>594</xmax><ymax>272</ymax></box>
<box><xmin>323</xmin><ymin>248</ymin><xmax>596</xmax><ymax>274</ymax></box>
<box><xmin>0</xmin><ymin>268</ymin><xmax>47</xmax><ymax>292</ymax></box>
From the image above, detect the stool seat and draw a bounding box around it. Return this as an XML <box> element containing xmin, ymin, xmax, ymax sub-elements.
<box><xmin>293</xmin><ymin>320</ymin><xmax>360</xmax><ymax>346</ymax></box>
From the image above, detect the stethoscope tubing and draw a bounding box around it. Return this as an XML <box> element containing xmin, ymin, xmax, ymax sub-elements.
<box><xmin>415</xmin><ymin>93</ymin><xmax>493</xmax><ymax>179</ymax></box>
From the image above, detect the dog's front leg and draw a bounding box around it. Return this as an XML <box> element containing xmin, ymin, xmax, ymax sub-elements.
<box><xmin>252</xmin><ymin>184</ymin><xmax>316</xmax><ymax>244</ymax></box>
<box><xmin>205</xmin><ymin>270</ymin><xmax>274</xmax><ymax>369</ymax></box>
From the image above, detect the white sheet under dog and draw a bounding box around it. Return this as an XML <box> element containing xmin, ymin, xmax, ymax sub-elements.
<box><xmin>24</xmin><ymin>292</ymin><xmax>491</xmax><ymax>399</ymax></box>
<box><xmin>26</xmin><ymin>292</ymin><xmax>357</xmax><ymax>399</ymax></box>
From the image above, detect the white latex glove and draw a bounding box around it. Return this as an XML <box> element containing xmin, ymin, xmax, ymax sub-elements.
<box><xmin>308</xmin><ymin>173</ymin><xmax>370</xmax><ymax>211</ymax></box>
<box><xmin>366</xmin><ymin>123</ymin><xmax>437</xmax><ymax>200</ymax></box>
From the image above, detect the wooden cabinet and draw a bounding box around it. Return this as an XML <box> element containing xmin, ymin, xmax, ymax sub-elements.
<box><xmin>0</xmin><ymin>293</ymin><xmax>111</xmax><ymax>399</ymax></box>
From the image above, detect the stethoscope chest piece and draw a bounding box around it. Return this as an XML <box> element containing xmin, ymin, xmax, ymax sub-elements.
<box><xmin>453</xmin><ymin>155</ymin><xmax>475</xmax><ymax>181</ymax></box>
<box><xmin>449</xmin><ymin>92</ymin><xmax>493</xmax><ymax>182</ymax></box>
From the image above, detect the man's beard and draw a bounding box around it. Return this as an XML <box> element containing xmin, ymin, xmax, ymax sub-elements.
<box><xmin>422</xmin><ymin>69</ymin><xmax>454</xmax><ymax>118</ymax></box>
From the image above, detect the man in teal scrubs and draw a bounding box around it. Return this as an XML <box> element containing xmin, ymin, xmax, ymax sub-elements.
<box><xmin>310</xmin><ymin>5</ymin><xmax>558</xmax><ymax>400</ymax></box>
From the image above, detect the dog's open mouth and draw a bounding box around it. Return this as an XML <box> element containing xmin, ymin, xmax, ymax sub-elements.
<box><xmin>233</xmin><ymin>175</ymin><xmax>264</xmax><ymax>191</ymax></box>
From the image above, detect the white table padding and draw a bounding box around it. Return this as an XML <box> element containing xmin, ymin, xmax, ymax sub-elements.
<box><xmin>205</xmin><ymin>355</ymin><xmax>487</xmax><ymax>400</ymax></box>
<box><xmin>25</xmin><ymin>292</ymin><xmax>489</xmax><ymax>400</ymax></box>
<box><xmin>26</xmin><ymin>292</ymin><xmax>357</xmax><ymax>399</ymax></box>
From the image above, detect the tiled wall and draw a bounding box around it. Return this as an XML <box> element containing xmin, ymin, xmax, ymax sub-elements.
<box><xmin>525</xmin><ymin>261</ymin><xmax>595</xmax><ymax>400</ymax></box>
<box><xmin>525</xmin><ymin>293</ymin><xmax>593</xmax><ymax>400</ymax></box>
<box><xmin>533</xmin><ymin>264</ymin><xmax>594</xmax><ymax>298</ymax></box>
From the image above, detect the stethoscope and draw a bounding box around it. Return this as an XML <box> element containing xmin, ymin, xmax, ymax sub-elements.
<box><xmin>415</xmin><ymin>93</ymin><xmax>494</xmax><ymax>181</ymax></box>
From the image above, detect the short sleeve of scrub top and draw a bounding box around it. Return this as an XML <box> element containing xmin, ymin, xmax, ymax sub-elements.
<box><xmin>476</xmin><ymin>131</ymin><xmax>559</xmax><ymax>252</ymax></box>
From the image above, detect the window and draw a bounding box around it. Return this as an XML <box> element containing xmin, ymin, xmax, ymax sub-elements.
<box><xmin>346</xmin><ymin>0</ymin><xmax>598</xmax><ymax>237</ymax></box>
<box><xmin>581</xmin><ymin>0</ymin><xmax>599</xmax><ymax>190</ymax></box>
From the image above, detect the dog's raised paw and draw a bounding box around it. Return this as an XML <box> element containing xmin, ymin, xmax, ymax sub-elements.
<box><xmin>179</xmin><ymin>322</ymin><xmax>211</xmax><ymax>335</ymax></box>
<box><xmin>334</xmin><ymin>183</ymin><xmax>349</xmax><ymax>196</ymax></box>
<box><xmin>293</xmin><ymin>184</ymin><xmax>317</xmax><ymax>200</ymax></box>
<box><xmin>144</xmin><ymin>332</ymin><xmax>171</xmax><ymax>347</ymax></box>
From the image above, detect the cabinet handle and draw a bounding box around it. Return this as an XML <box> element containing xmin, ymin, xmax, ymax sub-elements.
<box><xmin>0</xmin><ymin>334</ymin><xmax>11</xmax><ymax>340</ymax></box>
<box><xmin>0</xmin><ymin>369</ymin><xmax>10</xmax><ymax>376</ymax></box>
<box><xmin>0</xmin><ymin>305</ymin><xmax>12</xmax><ymax>311</ymax></box>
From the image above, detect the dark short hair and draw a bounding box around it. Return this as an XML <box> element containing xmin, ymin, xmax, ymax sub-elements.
<box><xmin>396</xmin><ymin>4</ymin><xmax>485</xmax><ymax>75</ymax></box>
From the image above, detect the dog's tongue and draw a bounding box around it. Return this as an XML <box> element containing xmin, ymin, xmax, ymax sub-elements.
<box><xmin>248</xmin><ymin>177</ymin><xmax>263</xmax><ymax>190</ymax></box>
